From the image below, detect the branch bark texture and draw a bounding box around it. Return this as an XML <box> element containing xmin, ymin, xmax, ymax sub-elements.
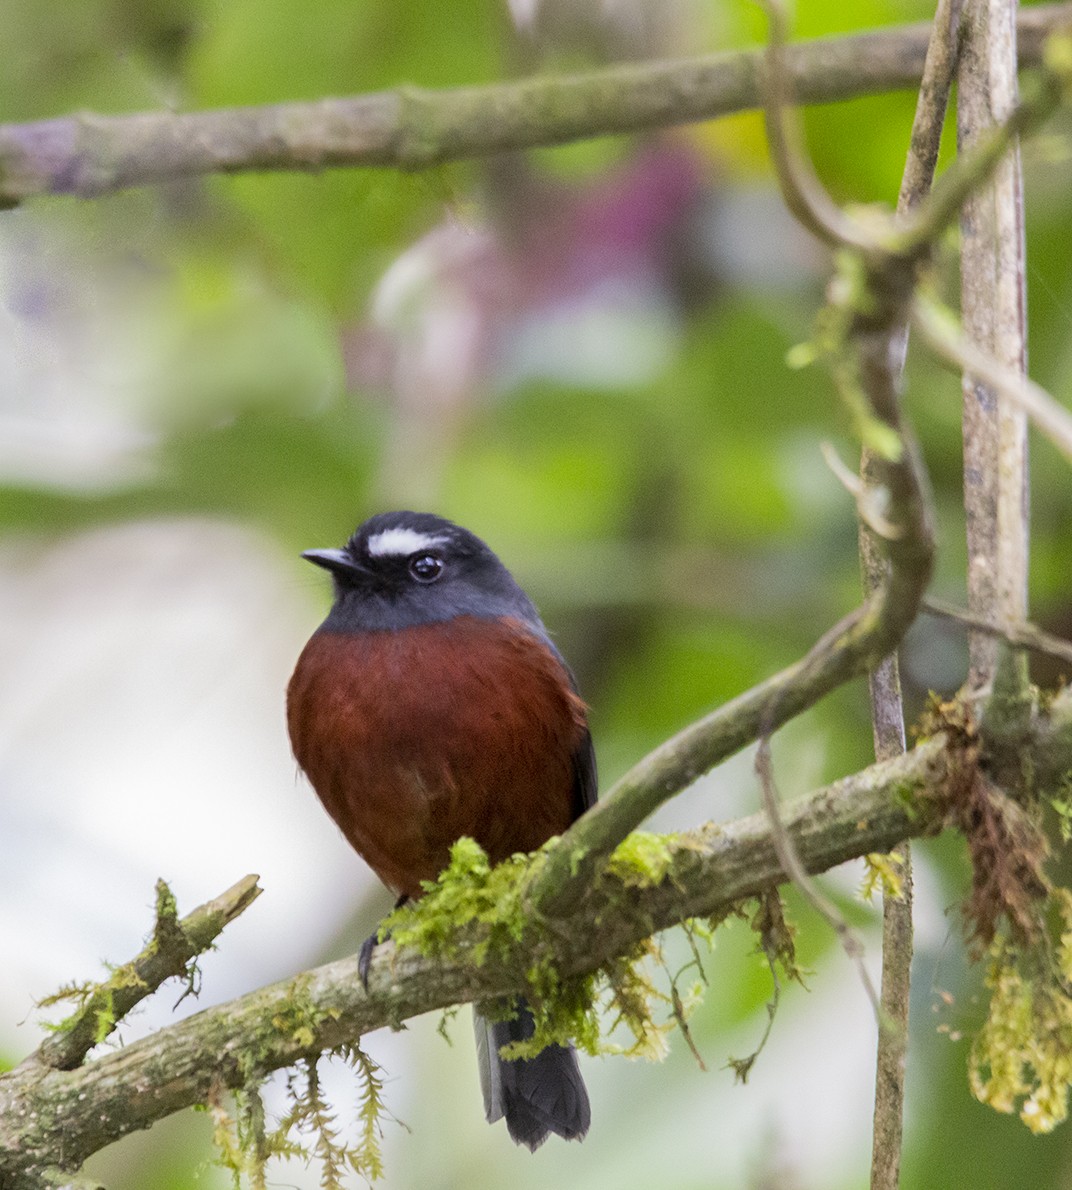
<box><xmin>868</xmin><ymin>4</ymin><xmax>962</xmax><ymax>1183</ymax></box>
<box><xmin>958</xmin><ymin>0</ymin><xmax>1031</xmax><ymax>689</ymax></box>
<box><xmin>0</xmin><ymin>4</ymin><xmax>1067</xmax><ymax>204</ymax></box>
<box><xmin>28</xmin><ymin>876</ymin><xmax>261</xmax><ymax>1074</ymax></box>
<box><xmin>4</xmin><ymin>687</ymin><xmax>1072</xmax><ymax>1187</ymax></box>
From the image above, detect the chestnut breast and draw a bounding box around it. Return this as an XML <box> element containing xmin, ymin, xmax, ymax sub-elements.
<box><xmin>287</xmin><ymin>614</ymin><xmax>588</xmax><ymax>898</ymax></box>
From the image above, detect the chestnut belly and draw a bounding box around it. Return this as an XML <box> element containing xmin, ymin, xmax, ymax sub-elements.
<box><xmin>287</xmin><ymin>615</ymin><xmax>587</xmax><ymax>897</ymax></box>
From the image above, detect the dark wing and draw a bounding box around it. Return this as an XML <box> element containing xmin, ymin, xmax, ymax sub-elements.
<box><xmin>517</xmin><ymin>620</ymin><xmax>597</xmax><ymax>822</ymax></box>
<box><xmin>557</xmin><ymin>649</ymin><xmax>597</xmax><ymax>821</ymax></box>
<box><xmin>570</xmin><ymin>727</ymin><xmax>598</xmax><ymax>820</ymax></box>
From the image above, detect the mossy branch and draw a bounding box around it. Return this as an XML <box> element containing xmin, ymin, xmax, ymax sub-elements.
<box><xmin>0</xmin><ymin>5</ymin><xmax>1068</xmax><ymax>205</ymax></box>
<box><xmin>26</xmin><ymin>874</ymin><xmax>261</xmax><ymax>1074</ymax></box>
<box><xmin>0</xmin><ymin>730</ymin><xmax>955</xmax><ymax>1188</ymax></box>
<box><xmin>4</xmin><ymin>684</ymin><xmax>1072</xmax><ymax>1185</ymax></box>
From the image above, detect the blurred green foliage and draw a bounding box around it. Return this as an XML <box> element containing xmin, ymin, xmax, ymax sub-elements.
<box><xmin>4</xmin><ymin>1</ymin><xmax>1072</xmax><ymax>1188</ymax></box>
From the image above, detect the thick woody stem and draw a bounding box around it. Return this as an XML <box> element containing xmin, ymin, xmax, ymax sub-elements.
<box><xmin>957</xmin><ymin>0</ymin><xmax>1030</xmax><ymax>691</ymax></box>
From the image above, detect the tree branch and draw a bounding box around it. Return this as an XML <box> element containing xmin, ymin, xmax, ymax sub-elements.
<box><xmin>922</xmin><ymin>595</ymin><xmax>1072</xmax><ymax>666</ymax></box>
<box><xmin>4</xmin><ymin>7</ymin><xmax>1071</xmax><ymax>1186</ymax></box>
<box><xmin>529</xmin><ymin>0</ymin><xmax>969</xmax><ymax>921</ymax></box>
<box><xmin>6</xmin><ymin>685</ymin><xmax>1072</xmax><ymax>1187</ymax></box>
<box><xmin>912</xmin><ymin>290</ymin><xmax>1072</xmax><ymax>463</ymax></box>
<box><xmin>867</xmin><ymin>0</ymin><xmax>964</xmax><ymax>1179</ymax></box>
<box><xmin>0</xmin><ymin>4</ymin><xmax>1068</xmax><ymax>204</ymax></box>
<box><xmin>759</xmin><ymin>0</ymin><xmax>872</xmax><ymax>249</ymax></box>
<box><xmin>23</xmin><ymin>876</ymin><xmax>261</xmax><ymax>1075</ymax></box>
<box><xmin>0</xmin><ymin>752</ymin><xmax>947</xmax><ymax>1180</ymax></box>
<box><xmin>957</xmin><ymin>0</ymin><xmax>1031</xmax><ymax>693</ymax></box>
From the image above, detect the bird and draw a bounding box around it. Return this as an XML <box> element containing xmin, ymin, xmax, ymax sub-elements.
<box><xmin>286</xmin><ymin>510</ymin><xmax>594</xmax><ymax>1149</ymax></box>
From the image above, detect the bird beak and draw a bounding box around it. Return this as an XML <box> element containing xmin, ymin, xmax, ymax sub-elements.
<box><xmin>301</xmin><ymin>548</ymin><xmax>368</xmax><ymax>580</ymax></box>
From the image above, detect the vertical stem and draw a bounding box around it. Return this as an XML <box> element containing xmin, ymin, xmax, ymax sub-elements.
<box><xmin>863</xmin><ymin>488</ymin><xmax>915</xmax><ymax>1190</ymax></box>
<box><xmin>864</xmin><ymin>638</ymin><xmax>915</xmax><ymax>1190</ymax></box>
<box><xmin>957</xmin><ymin>0</ymin><xmax>1030</xmax><ymax>691</ymax></box>
<box><xmin>867</xmin><ymin>2</ymin><xmax>962</xmax><ymax>1185</ymax></box>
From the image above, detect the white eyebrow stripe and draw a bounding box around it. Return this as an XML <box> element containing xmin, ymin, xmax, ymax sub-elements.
<box><xmin>365</xmin><ymin>528</ymin><xmax>449</xmax><ymax>557</ymax></box>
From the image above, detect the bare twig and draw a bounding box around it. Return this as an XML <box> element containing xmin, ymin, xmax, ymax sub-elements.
<box><xmin>912</xmin><ymin>291</ymin><xmax>1072</xmax><ymax>462</ymax></box>
<box><xmin>0</xmin><ymin>5</ymin><xmax>1067</xmax><ymax>204</ymax></box>
<box><xmin>923</xmin><ymin>595</ymin><xmax>1072</xmax><ymax>666</ymax></box>
<box><xmin>867</xmin><ymin>3</ymin><xmax>963</xmax><ymax>1183</ymax></box>
<box><xmin>897</xmin><ymin>0</ymin><xmax>965</xmax><ymax>214</ymax></box>
<box><xmin>868</xmin><ymin>796</ymin><xmax>914</xmax><ymax>1190</ymax></box>
<box><xmin>822</xmin><ymin>441</ymin><xmax>903</xmax><ymax>538</ymax></box>
<box><xmin>759</xmin><ymin>0</ymin><xmax>873</xmax><ymax>249</ymax></box>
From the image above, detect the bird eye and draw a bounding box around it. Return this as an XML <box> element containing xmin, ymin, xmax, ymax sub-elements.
<box><xmin>409</xmin><ymin>553</ymin><xmax>444</xmax><ymax>583</ymax></box>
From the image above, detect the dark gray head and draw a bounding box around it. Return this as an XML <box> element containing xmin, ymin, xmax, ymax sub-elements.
<box><xmin>303</xmin><ymin>511</ymin><xmax>548</xmax><ymax>637</ymax></box>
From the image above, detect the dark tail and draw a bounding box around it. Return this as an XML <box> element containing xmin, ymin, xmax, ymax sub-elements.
<box><xmin>474</xmin><ymin>999</ymin><xmax>590</xmax><ymax>1150</ymax></box>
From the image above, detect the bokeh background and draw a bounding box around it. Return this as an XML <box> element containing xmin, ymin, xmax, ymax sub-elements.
<box><xmin>3</xmin><ymin>0</ymin><xmax>1072</xmax><ymax>1187</ymax></box>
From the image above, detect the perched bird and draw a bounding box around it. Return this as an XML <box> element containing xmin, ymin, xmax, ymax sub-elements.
<box><xmin>287</xmin><ymin>510</ymin><xmax>594</xmax><ymax>1149</ymax></box>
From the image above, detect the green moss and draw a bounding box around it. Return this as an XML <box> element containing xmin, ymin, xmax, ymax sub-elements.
<box><xmin>153</xmin><ymin>878</ymin><xmax>179</xmax><ymax>929</ymax></box>
<box><xmin>793</xmin><ymin>244</ymin><xmax>907</xmax><ymax>463</ymax></box>
<box><xmin>969</xmin><ymin>890</ymin><xmax>1072</xmax><ymax>1133</ymax></box>
<box><xmin>1049</xmin><ymin>774</ymin><xmax>1072</xmax><ymax>843</ymax></box>
<box><xmin>36</xmin><ymin>962</ymin><xmax>149</xmax><ymax>1047</ymax></box>
<box><xmin>606</xmin><ymin>830</ymin><xmax>680</xmax><ymax>887</ymax></box>
<box><xmin>147</xmin><ymin>877</ymin><xmax>187</xmax><ymax>960</ymax></box>
<box><xmin>385</xmin><ymin>834</ymin><xmax>720</xmax><ymax>1067</ymax></box>
<box><xmin>35</xmin><ymin>981</ymin><xmax>98</xmax><ymax>1035</ymax></box>
<box><xmin>266</xmin><ymin>974</ymin><xmax>338</xmax><ymax>1052</ymax></box>
<box><xmin>385</xmin><ymin>836</ymin><xmax>533</xmax><ymax>966</ymax></box>
<box><xmin>728</xmin><ymin>891</ymin><xmax>806</xmax><ymax>1082</ymax></box>
<box><xmin>208</xmin><ymin>1043</ymin><xmax>387</xmax><ymax>1188</ymax></box>
<box><xmin>882</xmin><ymin>777</ymin><xmax>926</xmax><ymax>821</ymax></box>
<box><xmin>861</xmin><ymin>850</ymin><xmax>906</xmax><ymax>901</ymax></box>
